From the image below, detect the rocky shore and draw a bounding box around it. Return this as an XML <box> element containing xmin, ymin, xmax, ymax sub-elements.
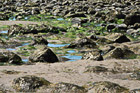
<box><xmin>0</xmin><ymin>0</ymin><xmax>140</xmax><ymax>92</ymax></box>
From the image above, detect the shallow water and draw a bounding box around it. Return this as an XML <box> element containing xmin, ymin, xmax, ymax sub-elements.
<box><xmin>57</xmin><ymin>18</ymin><xmax>64</xmax><ymax>21</ymax></box>
<box><xmin>22</xmin><ymin>59</ymin><xmax>28</xmax><ymax>62</ymax></box>
<box><xmin>62</xmin><ymin>54</ymin><xmax>82</xmax><ymax>62</ymax></box>
<box><xmin>0</xmin><ymin>30</ymin><xmax>8</xmax><ymax>34</ymax></box>
<box><xmin>48</xmin><ymin>43</ymin><xmax>70</xmax><ymax>47</ymax></box>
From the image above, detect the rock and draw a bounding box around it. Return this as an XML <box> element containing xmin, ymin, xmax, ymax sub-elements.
<box><xmin>104</xmin><ymin>47</ymin><xmax>137</xmax><ymax>59</ymax></box>
<box><xmin>130</xmin><ymin>89</ymin><xmax>140</xmax><ymax>93</ymax></box>
<box><xmin>0</xmin><ymin>51</ymin><xmax>22</xmax><ymax>65</ymax></box>
<box><xmin>12</xmin><ymin>75</ymin><xmax>51</xmax><ymax>92</ymax></box>
<box><xmin>107</xmin><ymin>24</ymin><xmax>116</xmax><ymax>31</ymax></box>
<box><xmin>84</xmin><ymin>66</ymin><xmax>108</xmax><ymax>73</ymax></box>
<box><xmin>82</xmin><ymin>50</ymin><xmax>103</xmax><ymax>61</ymax></box>
<box><xmin>116</xmin><ymin>24</ymin><xmax>127</xmax><ymax>31</ymax></box>
<box><xmin>107</xmin><ymin>33</ymin><xmax>130</xmax><ymax>43</ymax></box>
<box><xmin>67</xmin><ymin>37</ymin><xmax>97</xmax><ymax>48</ymax></box>
<box><xmin>37</xmin><ymin>82</ymin><xmax>87</xmax><ymax>93</ymax></box>
<box><xmin>8</xmin><ymin>25</ymin><xmax>25</xmax><ymax>36</ymax></box>
<box><xmin>65</xmin><ymin>12</ymin><xmax>86</xmax><ymax>18</ymax></box>
<box><xmin>32</xmin><ymin>35</ymin><xmax>48</xmax><ymax>45</ymax></box>
<box><xmin>29</xmin><ymin>45</ymin><xmax>59</xmax><ymax>63</ymax></box>
<box><xmin>0</xmin><ymin>13</ymin><xmax>9</xmax><ymax>20</ymax></box>
<box><xmin>124</xmin><ymin>14</ymin><xmax>140</xmax><ymax>25</ymax></box>
<box><xmin>87</xmin><ymin>81</ymin><xmax>129</xmax><ymax>93</ymax></box>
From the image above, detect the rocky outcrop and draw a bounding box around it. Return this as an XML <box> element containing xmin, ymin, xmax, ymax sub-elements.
<box><xmin>12</xmin><ymin>75</ymin><xmax>51</xmax><ymax>92</ymax></box>
<box><xmin>29</xmin><ymin>45</ymin><xmax>59</xmax><ymax>63</ymax></box>
<box><xmin>87</xmin><ymin>81</ymin><xmax>129</xmax><ymax>93</ymax></box>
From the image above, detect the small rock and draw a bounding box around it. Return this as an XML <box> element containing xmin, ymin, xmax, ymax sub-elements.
<box><xmin>84</xmin><ymin>66</ymin><xmax>108</xmax><ymax>73</ymax></box>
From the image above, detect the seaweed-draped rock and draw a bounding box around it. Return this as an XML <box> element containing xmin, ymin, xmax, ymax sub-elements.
<box><xmin>67</xmin><ymin>37</ymin><xmax>97</xmax><ymax>48</ymax></box>
<box><xmin>37</xmin><ymin>82</ymin><xmax>87</xmax><ymax>93</ymax></box>
<box><xmin>0</xmin><ymin>51</ymin><xmax>22</xmax><ymax>64</ymax></box>
<box><xmin>87</xmin><ymin>81</ymin><xmax>129</xmax><ymax>93</ymax></box>
<box><xmin>29</xmin><ymin>45</ymin><xmax>59</xmax><ymax>63</ymax></box>
<box><xmin>12</xmin><ymin>75</ymin><xmax>51</xmax><ymax>92</ymax></box>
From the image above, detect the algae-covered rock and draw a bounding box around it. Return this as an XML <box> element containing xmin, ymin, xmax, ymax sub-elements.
<box><xmin>37</xmin><ymin>82</ymin><xmax>87</xmax><ymax>93</ymax></box>
<box><xmin>32</xmin><ymin>35</ymin><xmax>48</xmax><ymax>45</ymax></box>
<box><xmin>12</xmin><ymin>75</ymin><xmax>51</xmax><ymax>92</ymax></box>
<box><xmin>29</xmin><ymin>45</ymin><xmax>59</xmax><ymax>63</ymax></box>
<box><xmin>88</xmin><ymin>81</ymin><xmax>129</xmax><ymax>93</ymax></box>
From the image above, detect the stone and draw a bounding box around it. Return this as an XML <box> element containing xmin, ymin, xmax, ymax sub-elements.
<box><xmin>37</xmin><ymin>82</ymin><xmax>87</xmax><ymax>93</ymax></box>
<box><xmin>0</xmin><ymin>51</ymin><xmax>22</xmax><ymax>65</ymax></box>
<box><xmin>67</xmin><ymin>37</ymin><xmax>97</xmax><ymax>48</ymax></box>
<box><xmin>32</xmin><ymin>35</ymin><xmax>48</xmax><ymax>45</ymax></box>
<box><xmin>124</xmin><ymin>14</ymin><xmax>140</xmax><ymax>25</ymax></box>
<box><xmin>104</xmin><ymin>47</ymin><xmax>136</xmax><ymax>59</ymax></box>
<box><xmin>12</xmin><ymin>75</ymin><xmax>51</xmax><ymax>92</ymax></box>
<box><xmin>29</xmin><ymin>46</ymin><xmax>59</xmax><ymax>63</ymax></box>
<box><xmin>82</xmin><ymin>50</ymin><xmax>103</xmax><ymax>61</ymax></box>
<box><xmin>87</xmin><ymin>81</ymin><xmax>129</xmax><ymax>93</ymax></box>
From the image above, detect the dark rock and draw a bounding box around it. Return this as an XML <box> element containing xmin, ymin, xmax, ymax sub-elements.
<box><xmin>0</xmin><ymin>51</ymin><xmax>22</xmax><ymax>65</ymax></box>
<box><xmin>37</xmin><ymin>82</ymin><xmax>87</xmax><ymax>93</ymax></box>
<box><xmin>12</xmin><ymin>75</ymin><xmax>51</xmax><ymax>92</ymax></box>
<box><xmin>84</xmin><ymin>66</ymin><xmax>108</xmax><ymax>73</ymax></box>
<box><xmin>88</xmin><ymin>81</ymin><xmax>129</xmax><ymax>93</ymax></box>
<box><xmin>67</xmin><ymin>37</ymin><xmax>97</xmax><ymax>48</ymax></box>
<box><xmin>115</xmin><ymin>35</ymin><xmax>130</xmax><ymax>43</ymax></box>
<box><xmin>107</xmin><ymin>24</ymin><xmax>116</xmax><ymax>31</ymax></box>
<box><xmin>29</xmin><ymin>45</ymin><xmax>59</xmax><ymax>63</ymax></box>
<box><xmin>0</xmin><ymin>13</ymin><xmax>9</xmax><ymax>20</ymax></box>
<box><xmin>32</xmin><ymin>35</ymin><xmax>48</xmax><ymax>45</ymax></box>
<box><xmin>133</xmin><ymin>23</ymin><xmax>140</xmax><ymax>29</ymax></box>
<box><xmin>124</xmin><ymin>14</ymin><xmax>140</xmax><ymax>25</ymax></box>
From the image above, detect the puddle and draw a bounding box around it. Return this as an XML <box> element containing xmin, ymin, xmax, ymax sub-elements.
<box><xmin>22</xmin><ymin>59</ymin><xmax>28</xmax><ymax>62</ymax></box>
<box><xmin>48</xmin><ymin>43</ymin><xmax>69</xmax><ymax>47</ymax></box>
<box><xmin>67</xmin><ymin>50</ymin><xmax>76</xmax><ymax>53</ymax></box>
<box><xmin>57</xmin><ymin>18</ymin><xmax>64</xmax><ymax>21</ymax></box>
<box><xmin>9</xmin><ymin>17</ymin><xmax>16</xmax><ymax>21</ymax></box>
<box><xmin>24</xmin><ymin>17</ymin><xmax>28</xmax><ymax>20</ymax></box>
<box><xmin>62</xmin><ymin>54</ymin><xmax>82</xmax><ymax>61</ymax></box>
<box><xmin>6</xmin><ymin>48</ymin><xmax>16</xmax><ymax>51</ymax></box>
<box><xmin>0</xmin><ymin>30</ymin><xmax>8</xmax><ymax>34</ymax></box>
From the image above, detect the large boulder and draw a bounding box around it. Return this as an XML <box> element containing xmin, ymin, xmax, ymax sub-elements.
<box><xmin>67</xmin><ymin>37</ymin><xmax>97</xmax><ymax>48</ymax></box>
<box><xmin>12</xmin><ymin>75</ymin><xmax>51</xmax><ymax>92</ymax></box>
<box><xmin>0</xmin><ymin>51</ymin><xmax>22</xmax><ymax>64</ymax></box>
<box><xmin>29</xmin><ymin>46</ymin><xmax>59</xmax><ymax>63</ymax></box>
<box><xmin>37</xmin><ymin>82</ymin><xmax>87</xmax><ymax>93</ymax></box>
<box><xmin>87</xmin><ymin>81</ymin><xmax>129</xmax><ymax>93</ymax></box>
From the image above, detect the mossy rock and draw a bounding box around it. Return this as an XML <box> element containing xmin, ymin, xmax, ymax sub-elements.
<box><xmin>12</xmin><ymin>75</ymin><xmax>51</xmax><ymax>92</ymax></box>
<box><xmin>88</xmin><ymin>81</ymin><xmax>129</xmax><ymax>93</ymax></box>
